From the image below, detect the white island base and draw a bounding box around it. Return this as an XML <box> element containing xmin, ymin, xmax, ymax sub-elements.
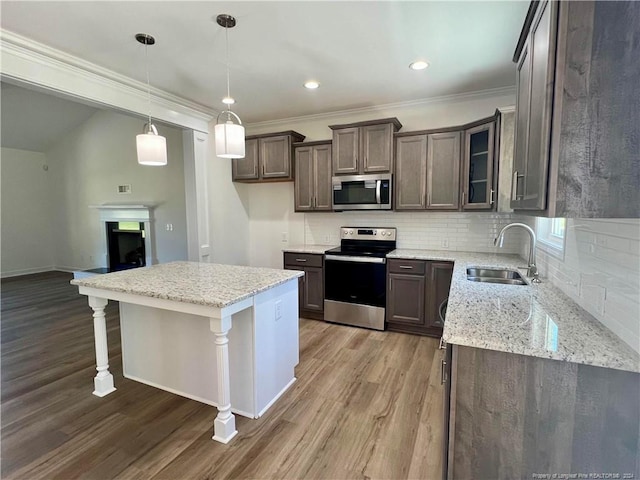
<box><xmin>73</xmin><ymin>263</ymin><xmax>302</xmax><ymax>444</ymax></box>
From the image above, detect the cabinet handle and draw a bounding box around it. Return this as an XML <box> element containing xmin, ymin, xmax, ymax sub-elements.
<box><xmin>262</xmin><ymin>164</ymin><xmax>266</xmax><ymax>177</ymax></box>
<box><xmin>399</xmin><ymin>265</ymin><xmax>413</xmax><ymax>269</ymax></box>
<box><xmin>439</xmin><ymin>337</ymin><xmax>446</xmax><ymax>350</ymax></box>
<box><xmin>490</xmin><ymin>188</ymin><xmax>495</xmax><ymax>205</ymax></box>
<box><xmin>389</xmin><ymin>280</ymin><xmax>392</xmax><ymax>291</ymax></box>
<box><xmin>441</xmin><ymin>359</ymin><xmax>447</xmax><ymax>385</ymax></box>
<box><xmin>512</xmin><ymin>170</ymin><xmax>525</xmax><ymax>201</ymax></box>
<box><xmin>461</xmin><ymin>190</ymin><xmax>466</xmax><ymax>206</ymax></box>
<box><xmin>295</xmin><ymin>258</ymin><xmax>307</xmax><ymax>262</ymax></box>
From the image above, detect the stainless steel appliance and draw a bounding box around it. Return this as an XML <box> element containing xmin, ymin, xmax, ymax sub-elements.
<box><xmin>331</xmin><ymin>174</ymin><xmax>392</xmax><ymax>211</ymax></box>
<box><xmin>324</xmin><ymin>227</ymin><xmax>397</xmax><ymax>330</ymax></box>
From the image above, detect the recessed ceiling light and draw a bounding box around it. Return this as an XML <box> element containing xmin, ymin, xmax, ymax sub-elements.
<box><xmin>304</xmin><ymin>80</ymin><xmax>320</xmax><ymax>89</ymax></box>
<box><xmin>409</xmin><ymin>60</ymin><xmax>429</xmax><ymax>71</ymax></box>
<box><xmin>222</xmin><ymin>96</ymin><xmax>235</xmax><ymax>105</ymax></box>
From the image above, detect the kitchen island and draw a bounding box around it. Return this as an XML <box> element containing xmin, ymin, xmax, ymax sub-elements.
<box><xmin>71</xmin><ymin>261</ymin><xmax>304</xmax><ymax>444</ymax></box>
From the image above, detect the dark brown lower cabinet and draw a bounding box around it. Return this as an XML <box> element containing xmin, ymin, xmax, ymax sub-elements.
<box><xmin>386</xmin><ymin>259</ymin><xmax>453</xmax><ymax>337</ymax></box>
<box><xmin>283</xmin><ymin>253</ymin><xmax>324</xmax><ymax>320</ymax></box>
<box><xmin>443</xmin><ymin>344</ymin><xmax>640</xmax><ymax>480</ymax></box>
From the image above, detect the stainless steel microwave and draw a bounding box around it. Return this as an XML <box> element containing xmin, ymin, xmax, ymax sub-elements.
<box><xmin>331</xmin><ymin>174</ymin><xmax>392</xmax><ymax>211</ymax></box>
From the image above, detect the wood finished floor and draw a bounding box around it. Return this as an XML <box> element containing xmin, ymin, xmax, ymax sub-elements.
<box><xmin>1</xmin><ymin>271</ymin><xmax>444</xmax><ymax>479</ymax></box>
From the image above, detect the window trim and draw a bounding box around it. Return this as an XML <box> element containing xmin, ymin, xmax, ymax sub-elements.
<box><xmin>536</xmin><ymin>217</ymin><xmax>566</xmax><ymax>260</ymax></box>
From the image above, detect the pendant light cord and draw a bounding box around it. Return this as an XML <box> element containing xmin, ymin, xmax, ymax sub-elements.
<box><xmin>145</xmin><ymin>39</ymin><xmax>152</xmax><ymax>129</ymax></box>
<box><xmin>225</xmin><ymin>24</ymin><xmax>231</xmax><ymax>113</ymax></box>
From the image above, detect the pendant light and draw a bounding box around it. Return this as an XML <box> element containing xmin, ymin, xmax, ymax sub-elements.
<box><xmin>135</xmin><ymin>33</ymin><xmax>167</xmax><ymax>166</ymax></box>
<box><xmin>215</xmin><ymin>14</ymin><xmax>245</xmax><ymax>159</ymax></box>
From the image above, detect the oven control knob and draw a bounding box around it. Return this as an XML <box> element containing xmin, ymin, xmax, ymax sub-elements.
<box><xmin>381</xmin><ymin>231</ymin><xmax>387</xmax><ymax>236</ymax></box>
<box><xmin>349</xmin><ymin>230</ymin><xmax>354</xmax><ymax>235</ymax></box>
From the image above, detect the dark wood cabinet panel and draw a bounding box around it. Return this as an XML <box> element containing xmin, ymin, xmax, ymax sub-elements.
<box><xmin>395</xmin><ymin>135</ymin><xmax>427</xmax><ymax>210</ymax></box>
<box><xmin>294</xmin><ymin>141</ymin><xmax>332</xmax><ymax>212</ymax></box>
<box><xmin>426</xmin><ymin>262</ymin><xmax>453</xmax><ymax>331</ymax></box>
<box><xmin>445</xmin><ymin>345</ymin><xmax>640</xmax><ymax>479</ymax></box>
<box><xmin>330</xmin><ymin>118</ymin><xmax>401</xmax><ymax>175</ymax></box>
<box><xmin>313</xmin><ymin>143</ymin><xmax>332</xmax><ymax>210</ymax></box>
<box><xmin>303</xmin><ymin>267</ymin><xmax>324</xmax><ymax>312</ymax></box>
<box><xmin>232</xmin><ymin>131</ymin><xmax>304</xmax><ymax>183</ymax></box>
<box><xmin>332</xmin><ymin>127</ymin><xmax>359</xmax><ymax>174</ymax></box>
<box><xmin>426</xmin><ymin>132</ymin><xmax>461</xmax><ymax>210</ymax></box>
<box><xmin>232</xmin><ymin>138</ymin><xmax>259</xmax><ymax>180</ymax></box>
<box><xmin>362</xmin><ymin>123</ymin><xmax>394</xmax><ymax>173</ymax></box>
<box><xmin>386</xmin><ymin>259</ymin><xmax>453</xmax><ymax>337</ymax></box>
<box><xmin>283</xmin><ymin>252</ymin><xmax>324</xmax><ymax>320</ymax></box>
<box><xmin>260</xmin><ymin>135</ymin><xmax>291</xmax><ymax>178</ymax></box>
<box><xmin>387</xmin><ymin>273</ymin><xmax>426</xmax><ymax>326</ymax></box>
<box><xmin>511</xmin><ymin>0</ymin><xmax>639</xmax><ymax>217</ymax></box>
<box><xmin>294</xmin><ymin>146</ymin><xmax>313</xmax><ymax>211</ymax></box>
<box><xmin>462</xmin><ymin>122</ymin><xmax>496</xmax><ymax>210</ymax></box>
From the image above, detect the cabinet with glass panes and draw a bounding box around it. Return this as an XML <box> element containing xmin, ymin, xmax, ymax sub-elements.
<box><xmin>461</xmin><ymin>120</ymin><xmax>496</xmax><ymax>210</ymax></box>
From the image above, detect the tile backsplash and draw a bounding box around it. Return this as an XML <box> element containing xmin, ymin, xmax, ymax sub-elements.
<box><xmin>523</xmin><ymin>217</ymin><xmax>640</xmax><ymax>354</ymax></box>
<box><xmin>305</xmin><ymin>212</ymin><xmax>525</xmax><ymax>254</ymax></box>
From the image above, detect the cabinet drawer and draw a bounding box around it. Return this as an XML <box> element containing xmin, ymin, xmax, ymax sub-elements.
<box><xmin>388</xmin><ymin>259</ymin><xmax>426</xmax><ymax>275</ymax></box>
<box><xmin>284</xmin><ymin>252</ymin><xmax>323</xmax><ymax>268</ymax></box>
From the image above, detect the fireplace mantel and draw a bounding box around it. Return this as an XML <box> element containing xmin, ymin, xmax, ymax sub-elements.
<box><xmin>90</xmin><ymin>204</ymin><xmax>156</xmax><ymax>223</ymax></box>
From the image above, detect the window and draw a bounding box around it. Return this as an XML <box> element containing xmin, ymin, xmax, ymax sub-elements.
<box><xmin>536</xmin><ymin>217</ymin><xmax>566</xmax><ymax>258</ymax></box>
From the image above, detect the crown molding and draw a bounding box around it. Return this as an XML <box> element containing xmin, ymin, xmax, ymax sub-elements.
<box><xmin>0</xmin><ymin>29</ymin><xmax>217</xmax><ymax>132</ymax></box>
<box><xmin>246</xmin><ymin>85</ymin><xmax>517</xmax><ymax>129</ymax></box>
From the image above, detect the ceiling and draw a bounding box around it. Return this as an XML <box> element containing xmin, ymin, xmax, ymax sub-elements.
<box><xmin>1</xmin><ymin>82</ymin><xmax>99</xmax><ymax>152</ymax></box>
<box><xmin>0</xmin><ymin>1</ymin><xmax>529</xmax><ymax>124</ymax></box>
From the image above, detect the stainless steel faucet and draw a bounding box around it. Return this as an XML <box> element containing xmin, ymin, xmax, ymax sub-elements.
<box><xmin>494</xmin><ymin>222</ymin><xmax>541</xmax><ymax>283</ymax></box>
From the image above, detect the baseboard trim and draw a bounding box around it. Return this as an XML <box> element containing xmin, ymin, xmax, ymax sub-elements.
<box><xmin>1</xmin><ymin>266</ymin><xmax>56</xmax><ymax>279</ymax></box>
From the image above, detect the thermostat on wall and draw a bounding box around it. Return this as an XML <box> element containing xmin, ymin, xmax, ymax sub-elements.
<box><xmin>117</xmin><ymin>184</ymin><xmax>132</xmax><ymax>194</ymax></box>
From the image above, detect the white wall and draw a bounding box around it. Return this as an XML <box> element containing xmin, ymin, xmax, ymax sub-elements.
<box><xmin>46</xmin><ymin>109</ymin><xmax>188</xmax><ymax>271</ymax></box>
<box><xmin>523</xmin><ymin>217</ymin><xmax>640</xmax><ymax>354</ymax></box>
<box><xmin>0</xmin><ymin>148</ymin><xmax>55</xmax><ymax>276</ymax></box>
<box><xmin>207</xmin><ymin>119</ymin><xmax>251</xmax><ymax>266</ymax></box>
<box><xmin>239</xmin><ymin>89</ymin><xmax>516</xmax><ymax>268</ymax></box>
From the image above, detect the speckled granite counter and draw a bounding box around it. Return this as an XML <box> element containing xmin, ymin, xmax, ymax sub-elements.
<box><xmin>388</xmin><ymin>249</ymin><xmax>640</xmax><ymax>373</ymax></box>
<box><xmin>283</xmin><ymin>244</ymin><xmax>337</xmax><ymax>254</ymax></box>
<box><xmin>71</xmin><ymin>261</ymin><xmax>304</xmax><ymax>309</ymax></box>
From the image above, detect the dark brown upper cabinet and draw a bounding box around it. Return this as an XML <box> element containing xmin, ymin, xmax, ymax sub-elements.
<box><xmin>462</xmin><ymin>119</ymin><xmax>497</xmax><ymax>210</ymax></box>
<box><xmin>394</xmin><ymin>130</ymin><xmax>461</xmax><ymax>211</ymax></box>
<box><xmin>511</xmin><ymin>0</ymin><xmax>640</xmax><ymax>217</ymax></box>
<box><xmin>232</xmin><ymin>131</ymin><xmax>305</xmax><ymax>183</ymax></box>
<box><xmin>293</xmin><ymin>141</ymin><xmax>332</xmax><ymax>212</ymax></box>
<box><xmin>329</xmin><ymin>118</ymin><xmax>402</xmax><ymax>175</ymax></box>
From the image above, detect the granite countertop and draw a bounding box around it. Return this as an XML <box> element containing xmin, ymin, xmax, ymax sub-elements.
<box><xmin>283</xmin><ymin>244</ymin><xmax>337</xmax><ymax>254</ymax></box>
<box><xmin>388</xmin><ymin>249</ymin><xmax>640</xmax><ymax>373</ymax></box>
<box><xmin>71</xmin><ymin>261</ymin><xmax>304</xmax><ymax>309</ymax></box>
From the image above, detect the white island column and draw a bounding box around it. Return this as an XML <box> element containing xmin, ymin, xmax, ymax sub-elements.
<box><xmin>210</xmin><ymin>315</ymin><xmax>237</xmax><ymax>443</ymax></box>
<box><xmin>88</xmin><ymin>296</ymin><xmax>116</xmax><ymax>397</ymax></box>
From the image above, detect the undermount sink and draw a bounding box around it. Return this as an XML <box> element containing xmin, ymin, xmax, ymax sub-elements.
<box><xmin>466</xmin><ymin>267</ymin><xmax>527</xmax><ymax>285</ymax></box>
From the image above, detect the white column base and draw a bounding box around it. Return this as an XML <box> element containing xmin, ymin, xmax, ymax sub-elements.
<box><xmin>212</xmin><ymin>414</ymin><xmax>238</xmax><ymax>444</ymax></box>
<box><xmin>93</xmin><ymin>373</ymin><xmax>116</xmax><ymax>397</ymax></box>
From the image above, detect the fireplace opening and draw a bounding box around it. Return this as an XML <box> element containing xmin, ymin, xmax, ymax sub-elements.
<box><xmin>106</xmin><ymin>221</ymin><xmax>146</xmax><ymax>271</ymax></box>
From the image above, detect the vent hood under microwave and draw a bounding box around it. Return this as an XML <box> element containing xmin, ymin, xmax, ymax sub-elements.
<box><xmin>331</xmin><ymin>174</ymin><xmax>392</xmax><ymax>211</ymax></box>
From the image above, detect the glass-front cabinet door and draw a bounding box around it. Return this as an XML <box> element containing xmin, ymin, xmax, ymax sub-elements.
<box><xmin>462</xmin><ymin>121</ymin><xmax>495</xmax><ymax>210</ymax></box>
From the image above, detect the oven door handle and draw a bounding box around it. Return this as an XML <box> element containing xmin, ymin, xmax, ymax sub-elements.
<box><xmin>325</xmin><ymin>254</ymin><xmax>386</xmax><ymax>264</ymax></box>
<box><xmin>375</xmin><ymin>180</ymin><xmax>381</xmax><ymax>204</ymax></box>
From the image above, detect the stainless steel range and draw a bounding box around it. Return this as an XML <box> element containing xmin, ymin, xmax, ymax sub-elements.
<box><xmin>324</xmin><ymin>227</ymin><xmax>397</xmax><ymax>330</ymax></box>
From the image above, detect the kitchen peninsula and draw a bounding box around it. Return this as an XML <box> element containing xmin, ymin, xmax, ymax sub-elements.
<box><xmin>71</xmin><ymin>261</ymin><xmax>303</xmax><ymax>444</ymax></box>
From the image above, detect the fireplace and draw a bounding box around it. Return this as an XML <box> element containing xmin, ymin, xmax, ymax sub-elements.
<box><xmin>106</xmin><ymin>221</ymin><xmax>146</xmax><ymax>271</ymax></box>
<box><xmin>94</xmin><ymin>204</ymin><xmax>155</xmax><ymax>269</ymax></box>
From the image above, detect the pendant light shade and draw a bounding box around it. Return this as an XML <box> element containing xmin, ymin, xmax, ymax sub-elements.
<box><xmin>215</xmin><ymin>111</ymin><xmax>245</xmax><ymax>159</ymax></box>
<box><xmin>135</xmin><ymin>33</ymin><xmax>168</xmax><ymax>166</ymax></box>
<box><xmin>137</xmin><ymin>123</ymin><xmax>168</xmax><ymax>166</ymax></box>
<box><xmin>215</xmin><ymin>14</ymin><xmax>245</xmax><ymax>159</ymax></box>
